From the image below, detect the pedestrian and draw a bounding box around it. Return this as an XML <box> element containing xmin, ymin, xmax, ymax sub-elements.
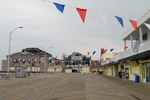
<box><xmin>118</xmin><ymin>71</ymin><xmax>122</xmax><ymax>78</ymax></box>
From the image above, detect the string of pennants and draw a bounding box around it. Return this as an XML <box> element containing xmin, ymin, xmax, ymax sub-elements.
<box><xmin>10</xmin><ymin>58</ymin><xmax>93</xmax><ymax>64</ymax></box>
<box><xmin>87</xmin><ymin>49</ymin><xmax>115</xmax><ymax>56</ymax></box>
<box><xmin>43</xmin><ymin>0</ymin><xmax>138</xmax><ymax>32</ymax></box>
<box><xmin>10</xmin><ymin>57</ymin><xmax>58</xmax><ymax>64</ymax></box>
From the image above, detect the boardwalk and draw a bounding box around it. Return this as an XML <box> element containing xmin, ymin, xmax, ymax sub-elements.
<box><xmin>0</xmin><ymin>73</ymin><xmax>150</xmax><ymax>100</ymax></box>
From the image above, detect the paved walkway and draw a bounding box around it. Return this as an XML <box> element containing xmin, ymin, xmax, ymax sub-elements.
<box><xmin>0</xmin><ymin>73</ymin><xmax>150</xmax><ymax>100</ymax></box>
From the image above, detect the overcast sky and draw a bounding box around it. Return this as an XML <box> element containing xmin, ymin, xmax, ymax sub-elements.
<box><xmin>0</xmin><ymin>0</ymin><xmax>150</xmax><ymax>69</ymax></box>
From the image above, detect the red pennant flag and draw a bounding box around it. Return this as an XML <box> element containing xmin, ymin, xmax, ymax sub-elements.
<box><xmin>52</xmin><ymin>57</ymin><xmax>54</xmax><ymax>60</ymax></box>
<box><xmin>76</xmin><ymin>8</ymin><xmax>87</xmax><ymax>23</ymax></box>
<box><xmin>87</xmin><ymin>52</ymin><xmax>90</xmax><ymax>56</ymax></box>
<box><xmin>72</xmin><ymin>54</ymin><xmax>76</xmax><ymax>57</ymax></box>
<box><xmin>25</xmin><ymin>59</ymin><xmax>27</xmax><ymax>62</ymax></box>
<box><xmin>129</xmin><ymin>20</ymin><xmax>137</xmax><ymax>32</ymax></box>
<box><xmin>104</xmin><ymin>49</ymin><xmax>108</xmax><ymax>53</ymax></box>
<box><xmin>124</xmin><ymin>46</ymin><xmax>128</xmax><ymax>50</ymax></box>
<box><xmin>36</xmin><ymin>58</ymin><xmax>38</xmax><ymax>62</ymax></box>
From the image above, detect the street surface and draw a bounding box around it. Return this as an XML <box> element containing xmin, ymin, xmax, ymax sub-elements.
<box><xmin>0</xmin><ymin>73</ymin><xmax>150</xmax><ymax>100</ymax></box>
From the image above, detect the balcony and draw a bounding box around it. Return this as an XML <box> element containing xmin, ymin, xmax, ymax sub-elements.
<box><xmin>111</xmin><ymin>40</ymin><xmax>150</xmax><ymax>62</ymax></box>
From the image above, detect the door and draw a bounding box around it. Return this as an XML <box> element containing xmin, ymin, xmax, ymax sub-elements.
<box><xmin>146</xmin><ymin>67</ymin><xmax>150</xmax><ymax>82</ymax></box>
<box><xmin>146</xmin><ymin>63</ymin><xmax>150</xmax><ymax>82</ymax></box>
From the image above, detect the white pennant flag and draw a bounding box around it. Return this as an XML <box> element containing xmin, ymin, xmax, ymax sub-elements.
<box><xmin>144</xmin><ymin>23</ymin><xmax>150</xmax><ymax>30</ymax></box>
<box><xmin>98</xmin><ymin>12</ymin><xmax>108</xmax><ymax>26</ymax></box>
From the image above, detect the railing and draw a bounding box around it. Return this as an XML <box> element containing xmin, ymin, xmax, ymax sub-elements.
<box><xmin>111</xmin><ymin>40</ymin><xmax>150</xmax><ymax>61</ymax></box>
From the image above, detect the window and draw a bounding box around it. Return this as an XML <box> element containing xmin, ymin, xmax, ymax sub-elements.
<box><xmin>143</xmin><ymin>33</ymin><xmax>147</xmax><ymax>41</ymax></box>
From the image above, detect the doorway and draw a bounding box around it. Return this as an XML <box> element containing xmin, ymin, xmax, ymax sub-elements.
<box><xmin>146</xmin><ymin>63</ymin><xmax>150</xmax><ymax>82</ymax></box>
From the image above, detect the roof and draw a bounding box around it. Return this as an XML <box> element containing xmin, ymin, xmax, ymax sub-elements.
<box><xmin>122</xmin><ymin>10</ymin><xmax>150</xmax><ymax>40</ymax></box>
<box><xmin>8</xmin><ymin>48</ymin><xmax>52</xmax><ymax>59</ymax></box>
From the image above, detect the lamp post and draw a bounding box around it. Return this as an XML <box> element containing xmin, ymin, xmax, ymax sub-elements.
<box><xmin>44</xmin><ymin>47</ymin><xmax>52</xmax><ymax>73</ymax></box>
<box><xmin>7</xmin><ymin>27</ymin><xmax>23</xmax><ymax>76</ymax></box>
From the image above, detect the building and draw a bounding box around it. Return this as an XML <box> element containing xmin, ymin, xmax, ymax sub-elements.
<box><xmin>2</xmin><ymin>47</ymin><xmax>52</xmax><ymax>73</ymax></box>
<box><xmin>100</xmin><ymin>48</ymin><xmax>117</xmax><ymax>75</ymax></box>
<box><xmin>102</xmin><ymin>10</ymin><xmax>150</xmax><ymax>83</ymax></box>
<box><xmin>100</xmin><ymin>48</ymin><xmax>116</xmax><ymax>65</ymax></box>
<box><xmin>64</xmin><ymin>52</ymin><xmax>91</xmax><ymax>73</ymax></box>
<box><xmin>64</xmin><ymin>52</ymin><xmax>91</xmax><ymax>66</ymax></box>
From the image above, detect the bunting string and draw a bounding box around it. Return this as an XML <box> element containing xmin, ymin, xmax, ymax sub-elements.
<box><xmin>42</xmin><ymin>0</ymin><xmax>137</xmax><ymax>32</ymax></box>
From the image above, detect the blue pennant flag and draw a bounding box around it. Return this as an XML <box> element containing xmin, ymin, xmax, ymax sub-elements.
<box><xmin>115</xmin><ymin>16</ymin><xmax>124</xmax><ymax>27</ymax></box>
<box><xmin>110</xmin><ymin>48</ymin><xmax>114</xmax><ymax>52</ymax></box>
<box><xmin>53</xmin><ymin>2</ymin><xmax>65</xmax><ymax>13</ymax></box>
<box><xmin>93</xmin><ymin>51</ymin><xmax>96</xmax><ymax>55</ymax></box>
<box><xmin>55</xmin><ymin>56</ymin><xmax>57</xmax><ymax>59</ymax></box>
<box><xmin>20</xmin><ymin>59</ymin><xmax>23</xmax><ymax>62</ymax></box>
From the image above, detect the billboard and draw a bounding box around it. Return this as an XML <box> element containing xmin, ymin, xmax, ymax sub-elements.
<box><xmin>71</xmin><ymin>56</ymin><xmax>83</xmax><ymax>61</ymax></box>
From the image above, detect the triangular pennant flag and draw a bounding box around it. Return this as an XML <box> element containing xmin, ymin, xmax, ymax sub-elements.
<box><xmin>93</xmin><ymin>51</ymin><xmax>96</xmax><ymax>55</ymax></box>
<box><xmin>98</xmin><ymin>12</ymin><xmax>108</xmax><ymax>26</ymax></box>
<box><xmin>110</xmin><ymin>48</ymin><xmax>114</xmax><ymax>52</ymax></box>
<box><xmin>124</xmin><ymin>46</ymin><xmax>128</xmax><ymax>50</ymax></box>
<box><xmin>76</xmin><ymin>8</ymin><xmax>87</xmax><ymax>23</ymax></box>
<box><xmin>115</xmin><ymin>16</ymin><xmax>124</xmax><ymax>27</ymax></box>
<box><xmin>129</xmin><ymin>20</ymin><xmax>137</xmax><ymax>32</ymax></box>
<box><xmin>52</xmin><ymin>57</ymin><xmax>54</xmax><ymax>60</ymax></box>
<box><xmin>53</xmin><ymin>2</ymin><xmax>65</xmax><ymax>13</ymax></box>
<box><xmin>104</xmin><ymin>49</ymin><xmax>108</xmax><ymax>53</ymax></box>
<box><xmin>55</xmin><ymin>56</ymin><xmax>57</xmax><ymax>59</ymax></box>
<box><xmin>144</xmin><ymin>23</ymin><xmax>150</xmax><ymax>30</ymax></box>
<box><xmin>36</xmin><ymin>58</ymin><xmax>38</xmax><ymax>62</ymax></box>
<box><xmin>72</xmin><ymin>54</ymin><xmax>76</xmax><ymax>57</ymax></box>
<box><xmin>87</xmin><ymin>52</ymin><xmax>90</xmax><ymax>56</ymax></box>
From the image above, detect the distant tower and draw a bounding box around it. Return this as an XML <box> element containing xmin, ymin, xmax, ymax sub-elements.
<box><xmin>100</xmin><ymin>48</ymin><xmax>105</xmax><ymax>61</ymax></box>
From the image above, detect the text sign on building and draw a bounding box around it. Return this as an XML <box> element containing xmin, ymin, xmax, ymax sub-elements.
<box><xmin>71</xmin><ymin>56</ymin><xmax>83</xmax><ymax>61</ymax></box>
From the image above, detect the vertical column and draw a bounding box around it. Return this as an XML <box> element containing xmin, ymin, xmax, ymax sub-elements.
<box><xmin>139</xmin><ymin>27</ymin><xmax>143</xmax><ymax>44</ymax></box>
<box><xmin>124</xmin><ymin>40</ymin><xmax>126</xmax><ymax>47</ymax></box>
<box><xmin>130</xmin><ymin>34</ymin><xmax>133</xmax><ymax>48</ymax></box>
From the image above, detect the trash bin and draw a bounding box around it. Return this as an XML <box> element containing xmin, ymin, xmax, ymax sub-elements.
<box><xmin>146</xmin><ymin>75</ymin><xmax>149</xmax><ymax>82</ymax></box>
<box><xmin>135</xmin><ymin>75</ymin><xmax>140</xmax><ymax>83</ymax></box>
<box><xmin>28</xmin><ymin>73</ymin><xmax>30</xmax><ymax>77</ymax></box>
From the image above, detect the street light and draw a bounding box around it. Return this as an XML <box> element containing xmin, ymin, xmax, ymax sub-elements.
<box><xmin>7</xmin><ymin>26</ymin><xmax>23</xmax><ymax>76</ymax></box>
